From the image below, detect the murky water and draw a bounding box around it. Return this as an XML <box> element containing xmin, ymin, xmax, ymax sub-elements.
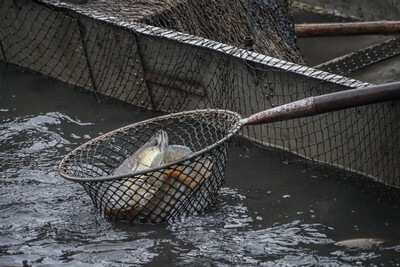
<box><xmin>1</xmin><ymin>62</ymin><xmax>400</xmax><ymax>266</ymax></box>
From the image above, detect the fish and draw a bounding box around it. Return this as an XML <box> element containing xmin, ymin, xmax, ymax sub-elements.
<box><xmin>106</xmin><ymin>130</ymin><xmax>214</xmax><ymax>222</ymax></box>
<box><xmin>113</xmin><ymin>131</ymin><xmax>194</xmax><ymax>176</ymax></box>
<box><xmin>164</xmin><ymin>145</ymin><xmax>193</xmax><ymax>163</ymax></box>
<box><xmin>335</xmin><ymin>238</ymin><xmax>385</xmax><ymax>248</ymax></box>
<box><xmin>163</xmin><ymin>157</ymin><xmax>214</xmax><ymax>192</ymax></box>
<box><xmin>113</xmin><ymin>130</ymin><xmax>169</xmax><ymax>176</ymax></box>
<box><xmin>105</xmin><ymin>130</ymin><xmax>170</xmax><ymax>218</ymax></box>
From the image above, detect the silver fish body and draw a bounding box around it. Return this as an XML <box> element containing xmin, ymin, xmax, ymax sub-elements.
<box><xmin>113</xmin><ymin>130</ymin><xmax>169</xmax><ymax>176</ymax></box>
<box><xmin>164</xmin><ymin>145</ymin><xmax>193</xmax><ymax>163</ymax></box>
<box><xmin>106</xmin><ymin>130</ymin><xmax>206</xmax><ymax>222</ymax></box>
<box><xmin>105</xmin><ymin>130</ymin><xmax>169</xmax><ymax>215</ymax></box>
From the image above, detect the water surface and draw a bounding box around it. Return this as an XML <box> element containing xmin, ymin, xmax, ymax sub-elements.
<box><xmin>1</xmin><ymin>63</ymin><xmax>399</xmax><ymax>266</ymax></box>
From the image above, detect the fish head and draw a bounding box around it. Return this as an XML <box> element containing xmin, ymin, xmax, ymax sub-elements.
<box><xmin>113</xmin><ymin>130</ymin><xmax>170</xmax><ymax>175</ymax></box>
<box><xmin>151</xmin><ymin>130</ymin><xmax>169</xmax><ymax>153</ymax></box>
<box><xmin>135</xmin><ymin>130</ymin><xmax>169</xmax><ymax>169</ymax></box>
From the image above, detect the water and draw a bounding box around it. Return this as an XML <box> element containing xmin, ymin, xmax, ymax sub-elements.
<box><xmin>1</xmin><ymin>62</ymin><xmax>400</xmax><ymax>266</ymax></box>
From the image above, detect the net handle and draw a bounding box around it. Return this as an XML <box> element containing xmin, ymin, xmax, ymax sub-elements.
<box><xmin>241</xmin><ymin>81</ymin><xmax>400</xmax><ymax>125</ymax></box>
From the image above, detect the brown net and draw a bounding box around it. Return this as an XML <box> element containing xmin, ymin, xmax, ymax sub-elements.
<box><xmin>1</xmin><ymin>0</ymin><xmax>399</xmax><ymax>221</ymax></box>
<box><xmin>52</xmin><ymin>0</ymin><xmax>302</xmax><ymax>63</ymax></box>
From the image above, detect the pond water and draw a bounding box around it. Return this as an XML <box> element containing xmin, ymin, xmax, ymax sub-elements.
<box><xmin>1</xmin><ymin>62</ymin><xmax>400</xmax><ymax>266</ymax></box>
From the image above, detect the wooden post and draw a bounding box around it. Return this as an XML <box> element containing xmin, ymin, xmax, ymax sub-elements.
<box><xmin>295</xmin><ymin>21</ymin><xmax>400</xmax><ymax>37</ymax></box>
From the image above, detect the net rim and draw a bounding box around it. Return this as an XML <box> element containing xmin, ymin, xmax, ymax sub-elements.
<box><xmin>58</xmin><ymin>109</ymin><xmax>243</xmax><ymax>183</ymax></box>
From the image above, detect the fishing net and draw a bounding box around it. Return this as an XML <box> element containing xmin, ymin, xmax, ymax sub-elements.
<box><xmin>1</xmin><ymin>0</ymin><xmax>399</xmax><ymax>221</ymax></box>
<box><xmin>58</xmin><ymin>110</ymin><xmax>240</xmax><ymax>223</ymax></box>
<box><xmin>293</xmin><ymin>1</ymin><xmax>400</xmax><ymax>78</ymax></box>
<box><xmin>294</xmin><ymin>0</ymin><xmax>400</xmax><ymax>21</ymax></box>
<box><xmin>315</xmin><ymin>37</ymin><xmax>400</xmax><ymax>77</ymax></box>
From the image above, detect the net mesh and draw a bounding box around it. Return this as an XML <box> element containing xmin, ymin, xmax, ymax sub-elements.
<box><xmin>59</xmin><ymin>110</ymin><xmax>241</xmax><ymax>223</ymax></box>
<box><xmin>1</xmin><ymin>0</ymin><xmax>399</xmax><ymax>194</ymax></box>
<box><xmin>315</xmin><ymin>37</ymin><xmax>400</xmax><ymax>77</ymax></box>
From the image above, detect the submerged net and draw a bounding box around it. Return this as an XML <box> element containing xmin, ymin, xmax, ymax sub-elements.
<box><xmin>1</xmin><ymin>0</ymin><xmax>399</xmax><ymax>201</ymax></box>
<box><xmin>315</xmin><ymin>36</ymin><xmax>400</xmax><ymax>77</ymax></box>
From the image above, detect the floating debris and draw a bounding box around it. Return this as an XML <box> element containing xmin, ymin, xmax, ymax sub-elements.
<box><xmin>335</xmin><ymin>238</ymin><xmax>385</xmax><ymax>248</ymax></box>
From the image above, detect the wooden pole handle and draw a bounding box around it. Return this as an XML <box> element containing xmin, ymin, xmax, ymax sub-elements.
<box><xmin>243</xmin><ymin>81</ymin><xmax>400</xmax><ymax>125</ymax></box>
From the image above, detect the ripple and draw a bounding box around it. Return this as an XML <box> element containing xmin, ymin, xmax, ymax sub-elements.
<box><xmin>0</xmin><ymin>112</ymin><xmax>96</xmax><ymax>178</ymax></box>
<box><xmin>168</xmin><ymin>189</ymin><xmax>335</xmax><ymax>265</ymax></box>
